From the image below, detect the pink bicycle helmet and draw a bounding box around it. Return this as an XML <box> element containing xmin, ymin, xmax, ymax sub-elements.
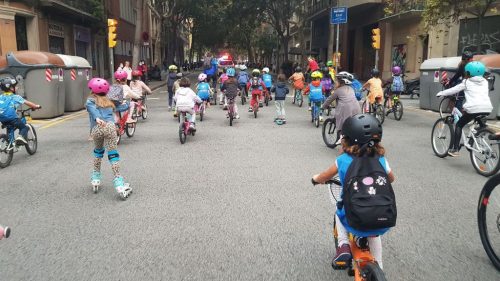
<box><xmin>392</xmin><ymin>66</ymin><xmax>402</xmax><ymax>75</ymax></box>
<box><xmin>198</xmin><ymin>73</ymin><xmax>207</xmax><ymax>82</ymax></box>
<box><xmin>114</xmin><ymin>70</ymin><xmax>128</xmax><ymax>81</ymax></box>
<box><xmin>88</xmin><ymin>78</ymin><xmax>110</xmax><ymax>95</ymax></box>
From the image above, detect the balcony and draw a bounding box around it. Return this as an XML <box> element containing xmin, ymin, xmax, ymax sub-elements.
<box><xmin>306</xmin><ymin>0</ymin><xmax>336</xmax><ymax>19</ymax></box>
<box><xmin>381</xmin><ymin>0</ymin><xmax>424</xmax><ymax>22</ymax></box>
<box><xmin>40</xmin><ymin>0</ymin><xmax>102</xmax><ymax>21</ymax></box>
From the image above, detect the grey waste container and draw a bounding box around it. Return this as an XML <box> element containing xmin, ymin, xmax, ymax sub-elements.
<box><xmin>57</xmin><ymin>55</ymin><xmax>92</xmax><ymax>111</ymax></box>
<box><xmin>419</xmin><ymin>57</ymin><xmax>461</xmax><ymax>111</ymax></box>
<box><xmin>475</xmin><ymin>55</ymin><xmax>500</xmax><ymax>119</ymax></box>
<box><xmin>0</xmin><ymin>51</ymin><xmax>65</xmax><ymax>118</ymax></box>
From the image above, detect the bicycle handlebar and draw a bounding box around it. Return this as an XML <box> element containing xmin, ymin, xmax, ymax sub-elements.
<box><xmin>311</xmin><ymin>176</ymin><xmax>341</xmax><ymax>186</ymax></box>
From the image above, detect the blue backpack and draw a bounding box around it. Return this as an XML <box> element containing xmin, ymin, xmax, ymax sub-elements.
<box><xmin>237</xmin><ymin>72</ymin><xmax>249</xmax><ymax>85</ymax></box>
<box><xmin>391</xmin><ymin>75</ymin><xmax>404</xmax><ymax>92</ymax></box>
<box><xmin>351</xmin><ymin>79</ymin><xmax>363</xmax><ymax>101</ymax></box>
<box><xmin>0</xmin><ymin>95</ymin><xmax>18</xmax><ymax>122</ymax></box>
<box><xmin>263</xmin><ymin>74</ymin><xmax>272</xmax><ymax>88</ymax></box>
<box><xmin>197</xmin><ymin>82</ymin><xmax>210</xmax><ymax>99</ymax></box>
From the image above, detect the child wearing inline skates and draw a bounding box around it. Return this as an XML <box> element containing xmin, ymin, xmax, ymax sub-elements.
<box><xmin>313</xmin><ymin>114</ymin><xmax>396</xmax><ymax>270</ymax></box>
<box><xmin>174</xmin><ymin>77</ymin><xmax>202</xmax><ymax>131</ymax></box>
<box><xmin>86</xmin><ymin>78</ymin><xmax>132</xmax><ymax>200</ymax></box>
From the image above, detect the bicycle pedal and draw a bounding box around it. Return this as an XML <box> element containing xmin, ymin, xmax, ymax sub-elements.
<box><xmin>332</xmin><ymin>261</ymin><xmax>349</xmax><ymax>270</ymax></box>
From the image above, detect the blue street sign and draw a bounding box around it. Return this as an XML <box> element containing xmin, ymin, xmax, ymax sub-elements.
<box><xmin>331</xmin><ymin>7</ymin><xmax>347</xmax><ymax>24</ymax></box>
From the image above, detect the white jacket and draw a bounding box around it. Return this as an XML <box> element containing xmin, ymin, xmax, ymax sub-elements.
<box><xmin>436</xmin><ymin>76</ymin><xmax>492</xmax><ymax>114</ymax></box>
<box><xmin>174</xmin><ymin>87</ymin><xmax>201</xmax><ymax>108</ymax></box>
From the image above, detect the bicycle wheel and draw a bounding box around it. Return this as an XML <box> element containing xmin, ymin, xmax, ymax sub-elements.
<box><xmin>292</xmin><ymin>91</ymin><xmax>296</xmax><ymax>104</ymax></box>
<box><xmin>298</xmin><ymin>93</ymin><xmax>303</xmax><ymax>107</ymax></box>
<box><xmin>25</xmin><ymin>124</ymin><xmax>37</xmax><ymax>155</ymax></box>
<box><xmin>179</xmin><ymin>125</ymin><xmax>186</xmax><ymax>144</ymax></box>
<box><xmin>200</xmin><ymin>108</ymin><xmax>204</xmax><ymax>122</ymax></box>
<box><xmin>439</xmin><ymin>97</ymin><xmax>453</xmax><ymax>119</ymax></box>
<box><xmin>393</xmin><ymin>101</ymin><xmax>403</xmax><ymax>121</ymax></box>
<box><xmin>375</xmin><ymin>104</ymin><xmax>385</xmax><ymax>124</ymax></box>
<box><xmin>361</xmin><ymin>262</ymin><xmax>387</xmax><ymax>281</ymax></box>
<box><xmin>265</xmin><ymin>95</ymin><xmax>269</xmax><ymax>106</ymax></box>
<box><xmin>254</xmin><ymin>107</ymin><xmax>258</xmax><ymax>118</ymax></box>
<box><xmin>241</xmin><ymin>95</ymin><xmax>246</xmax><ymax>105</ymax></box>
<box><xmin>362</xmin><ymin>100</ymin><xmax>369</xmax><ymax>114</ymax></box>
<box><xmin>470</xmin><ymin>128</ymin><xmax>500</xmax><ymax>177</ymax></box>
<box><xmin>478</xmin><ymin>173</ymin><xmax>500</xmax><ymax>271</ymax></box>
<box><xmin>322</xmin><ymin>118</ymin><xmax>338</xmax><ymax>148</ymax></box>
<box><xmin>0</xmin><ymin>134</ymin><xmax>13</xmax><ymax>168</ymax></box>
<box><xmin>141</xmin><ymin>104</ymin><xmax>148</xmax><ymax>120</ymax></box>
<box><xmin>431</xmin><ymin>118</ymin><xmax>453</xmax><ymax>158</ymax></box>
<box><xmin>126</xmin><ymin>123</ymin><xmax>136</xmax><ymax>137</ymax></box>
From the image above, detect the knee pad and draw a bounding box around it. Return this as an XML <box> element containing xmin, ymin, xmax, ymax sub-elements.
<box><xmin>93</xmin><ymin>148</ymin><xmax>105</xmax><ymax>158</ymax></box>
<box><xmin>108</xmin><ymin>150</ymin><xmax>120</xmax><ymax>163</ymax></box>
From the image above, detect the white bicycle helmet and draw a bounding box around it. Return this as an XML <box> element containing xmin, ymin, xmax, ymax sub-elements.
<box><xmin>336</xmin><ymin>71</ymin><xmax>354</xmax><ymax>85</ymax></box>
<box><xmin>198</xmin><ymin>73</ymin><xmax>207</xmax><ymax>82</ymax></box>
<box><xmin>240</xmin><ymin>65</ymin><xmax>247</xmax><ymax>70</ymax></box>
<box><xmin>262</xmin><ymin>67</ymin><xmax>270</xmax><ymax>73</ymax></box>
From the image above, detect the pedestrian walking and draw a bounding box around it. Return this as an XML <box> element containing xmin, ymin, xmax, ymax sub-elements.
<box><xmin>123</xmin><ymin>61</ymin><xmax>133</xmax><ymax>86</ymax></box>
<box><xmin>86</xmin><ymin>77</ymin><xmax>132</xmax><ymax>200</ymax></box>
<box><xmin>271</xmin><ymin>74</ymin><xmax>289</xmax><ymax>124</ymax></box>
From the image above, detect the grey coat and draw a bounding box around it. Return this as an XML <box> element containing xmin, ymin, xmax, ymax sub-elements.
<box><xmin>323</xmin><ymin>85</ymin><xmax>361</xmax><ymax>130</ymax></box>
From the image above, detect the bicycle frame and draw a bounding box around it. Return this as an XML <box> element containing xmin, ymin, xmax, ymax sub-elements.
<box><xmin>180</xmin><ymin>112</ymin><xmax>190</xmax><ymax>135</ymax></box>
<box><xmin>295</xmin><ymin>89</ymin><xmax>302</xmax><ymax>101</ymax></box>
<box><xmin>4</xmin><ymin>110</ymin><xmax>30</xmax><ymax>151</ymax></box>
<box><xmin>325</xmin><ymin>179</ymin><xmax>383</xmax><ymax>281</ymax></box>
<box><xmin>459</xmin><ymin>122</ymin><xmax>492</xmax><ymax>154</ymax></box>
<box><xmin>116</xmin><ymin>110</ymin><xmax>130</xmax><ymax>135</ymax></box>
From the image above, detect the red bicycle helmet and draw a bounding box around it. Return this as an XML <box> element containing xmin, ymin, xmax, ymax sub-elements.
<box><xmin>132</xmin><ymin>70</ymin><xmax>142</xmax><ymax>77</ymax></box>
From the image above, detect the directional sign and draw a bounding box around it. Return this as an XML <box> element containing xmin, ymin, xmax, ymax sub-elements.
<box><xmin>331</xmin><ymin>7</ymin><xmax>348</xmax><ymax>25</ymax></box>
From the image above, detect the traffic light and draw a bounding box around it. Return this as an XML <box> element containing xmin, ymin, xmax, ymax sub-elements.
<box><xmin>371</xmin><ymin>28</ymin><xmax>381</xmax><ymax>50</ymax></box>
<box><xmin>108</xmin><ymin>19</ymin><xmax>118</xmax><ymax>48</ymax></box>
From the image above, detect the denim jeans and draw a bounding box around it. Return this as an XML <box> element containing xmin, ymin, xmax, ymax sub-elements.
<box><xmin>2</xmin><ymin>118</ymin><xmax>28</xmax><ymax>138</ymax></box>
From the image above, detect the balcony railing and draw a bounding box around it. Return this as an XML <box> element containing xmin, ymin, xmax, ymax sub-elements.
<box><xmin>307</xmin><ymin>0</ymin><xmax>337</xmax><ymax>18</ymax></box>
<box><xmin>384</xmin><ymin>0</ymin><xmax>424</xmax><ymax>17</ymax></box>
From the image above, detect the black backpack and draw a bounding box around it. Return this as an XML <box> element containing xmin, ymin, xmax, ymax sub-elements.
<box><xmin>251</xmin><ymin>77</ymin><xmax>261</xmax><ymax>89</ymax></box>
<box><xmin>342</xmin><ymin>156</ymin><xmax>397</xmax><ymax>231</ymax></box>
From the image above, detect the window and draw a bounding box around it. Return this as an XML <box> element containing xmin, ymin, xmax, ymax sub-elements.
<box><xmin>15</xmin><ymin>16</ymin><xmax>28</xmax><ymax>51</ymax></box>
<box><xmin>120</xmin><ymin>0</ymin><xmax>136</xmax><ymax>23</ymax></box>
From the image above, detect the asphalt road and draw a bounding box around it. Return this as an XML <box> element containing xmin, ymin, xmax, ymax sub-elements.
<box><xmin>0</xmin><ymin>77</ymin><xmax>498</xmax><ymax>280</ymax></box>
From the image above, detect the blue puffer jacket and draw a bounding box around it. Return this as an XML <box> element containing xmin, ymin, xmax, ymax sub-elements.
<box><xmin>271</xmin><ymin>82</ymin><xmax>289</xmax><ymax>101</ymax></box>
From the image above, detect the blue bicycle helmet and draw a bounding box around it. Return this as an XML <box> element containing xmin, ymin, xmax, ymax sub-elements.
<box><xmin>226</xmin><ymin>67</ymin><xmax>236</xmax><ymax>77</ymax></box>
<box><xmin>465</xmin><ymin>61</ymin><xmax>486</xmax><ymax>77</ymax></box>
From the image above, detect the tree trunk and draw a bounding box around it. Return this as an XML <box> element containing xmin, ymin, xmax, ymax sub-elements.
<box><xmin>132</xmin><ymin>0</ymin><xmax>143</xmax><ymax>68</ymax></box>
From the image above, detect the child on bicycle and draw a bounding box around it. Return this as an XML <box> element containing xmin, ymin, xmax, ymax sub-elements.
<box><xmin>221</xmin><ymin>68</ymin><xmax>240</xmax><ymax>119</ymax></box>
<box><xmin>320</xmin><ymin>66</ymin><xmax>334</xmax><ymax>98</ymax></box>
<box><xmin>271</xmin><ymin>74</ymin><xmax>289</xmax><ymax>123</ymax></box>
<box><xmin>197</xmin><ymin>73</ymin><xmax>212</xmax><ymax>108</ymax></box>
<box><xmin>288</xmin><ymin>66</ymin><xmax>305</xmax><ymax>99</ymax></box>
<box><xmin>86</xmin><ymin>77</ymin><xmax>132</xmax><ymax>199</ymax></box>
<box><xmin>436</xmin><ymin>61</ymin><xmax>493</xmax><ymax>157</ymax></box>
<box><xmin>174</xmin><ymin>77</ymin><xmax>202</xmax><ymax>131</ymax></box>
<box><xmin>363</xmin><ymin>69</ymin><xmax>384</xmax><ymax>113</ymax></box>
<box><xmin>247</xmin><ymin>69</ymin><xmax>267</xmax><ymax>112</ymax></box>
<box><xmin>112</xmin><ymin>70</ymin><xmax>141</xmax><ymax>123</ymax></box>
<box><xmin>312</xmin><ymin>114</ymin><xmax>395</xmax><ymax>269</ymax></box>
<box><xmin>0</xmin><ymin>77</ymin><xmax>40</xmax><ymax>145</ymax></box>
<box><xmin>262</xmin><ymin>67</ymin><xmax>273</xmax><ymax>102</ymax></box>
<box><xmin>237</xmin><ymin>65</ymin><xmax>250</xmax><ymax>97</ymax></box>
<box><xmin>303</xmin><ymin>70</ymin><xmax>325</xmax><ymax>121</ymax></box>
<box><xmin>218</xmin><ymin>68</ymin><xmax>229</xmax><ymax>106</ymax></box>
<box><xmin>382</xmin><ymin>66</ymin><xmax>404</xmax><ymax>114</ymax></box>
<box><xmin>130</xmin><ymin>70</ymin><xmax>152</xmax><ymax>111</ymax></box>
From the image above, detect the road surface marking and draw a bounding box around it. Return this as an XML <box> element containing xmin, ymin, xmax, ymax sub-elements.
<box><xmin>39</xmin><ymin>111</ymin><xmax>87</xmax><ymax>130</ymax></box>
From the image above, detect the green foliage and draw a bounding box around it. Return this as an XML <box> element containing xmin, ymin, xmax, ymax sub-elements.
<box><xmin>89</xmin><ymin>0</ymin><xmax>104</xmax><ymax>19</ymax></box>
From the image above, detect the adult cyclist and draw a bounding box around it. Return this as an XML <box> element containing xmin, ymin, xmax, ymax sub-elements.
<box><xmin>445</xmin><ymin>51</ymin><xmax>474</xmax><ymax>110</ymax></box>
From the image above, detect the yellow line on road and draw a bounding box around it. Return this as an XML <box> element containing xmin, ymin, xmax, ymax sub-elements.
<box><xmin>39</xmin><ymin>111</ymin><xmax>87</xmax><ymax>130</ymax></box>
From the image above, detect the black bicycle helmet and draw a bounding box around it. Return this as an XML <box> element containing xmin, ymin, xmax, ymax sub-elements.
<box><xmin>295</xmin><ymin>66</ymin><xmax>302</xmax><ymax>72</ymax></box>
<box><xmin>0</xmin><ymin>77</ymin><xmax>17</xmax><ymax>92</ymax></box>
<box><xmin>371</xmin><ymin>69</ymin><xmax>380</xmax><ymax>76</ymax></box>
<box><xmin>462</xmin><ymin>51</ymin><xmax>473</xmax><ymax>61</ymax></box>
<box><xmin>342</xmin><ymin>114</ymin><xmax>382</xmax><ymax>145</ymax></box>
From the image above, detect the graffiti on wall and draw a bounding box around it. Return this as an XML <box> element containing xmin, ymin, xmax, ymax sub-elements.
<box><xmin>392</xmin><ymin>44</ymin><xmax>407</xmax><ymax>71</ymax></box>
<box><xmin>458</xmin><ymin>16</ymin><xmax>500</xmax><ymax>54</ymax></box>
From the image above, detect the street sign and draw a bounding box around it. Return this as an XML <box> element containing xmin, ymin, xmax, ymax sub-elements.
<box><xmin>331</xmin><ymin>7</ymin><xmax>347</xmax><ymax>25</ymax></box>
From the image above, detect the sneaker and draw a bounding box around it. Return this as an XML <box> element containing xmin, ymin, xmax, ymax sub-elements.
<box><xmin>173</xmin><ymin>112</ymin><xmax>178</xmax><ymax>118</ymax></box>
<box><xmin>236</xmin><ymin>114</ymin><xmax>240</xmax><ymax>119</ymax></box>
<box><xmin>15</xmin><ymin>135</ymin><xmax>28</xmax><ymax>145</ymax></box>
<box><xmin>448</xmin><ymin>149</ymin><xmax>460</xmax><ymax>157</ymax></box>
<box><xmin>248</xmin><ymin>107</ymin><xmax>253</xmax><ymax>112</ymax></box>
<box><xmin>332</xmin><ymin>244</ymin><xmax>352</xmax><ymax>269</ymax></box>
<box><xmin>168</xmin><ymin>106</ymin><xmax>172</xmax><ymax>111</ymax></box>
<box><xmin>319</xmin><ymin>116</ymin><xmax>324</xmax><ymax>122</ymax></box>
<box><xmin>189</xmin><ymin>123</ymin><xmax>196</xmax><ymax>131</ymax></box>
<box><xmin>308</xmin><ymin>107</ymin><xmax>312</xmax><ymax>111</ymax></box>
